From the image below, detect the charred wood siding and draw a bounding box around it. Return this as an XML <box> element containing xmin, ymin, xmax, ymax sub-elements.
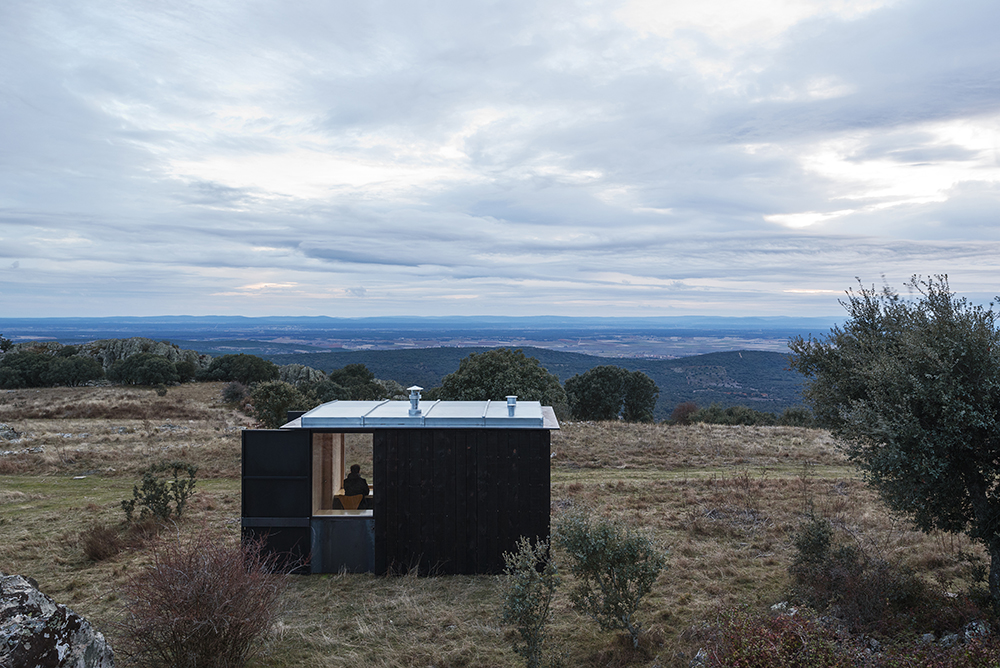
<box><xmin>241</xmin><ymin>429</ymin><xmax>311</xmax><ymax>574</ymax></box>
<box><xmin>373</xmin><ymin>428</ymin><xmax>550</xmax><ymax>575</ymax></box>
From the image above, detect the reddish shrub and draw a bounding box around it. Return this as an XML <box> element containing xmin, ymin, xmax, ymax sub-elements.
<box><xmin>119</xmin><ymin>532</ymin><xmax>287</xmax><ymax>668</ymax></box>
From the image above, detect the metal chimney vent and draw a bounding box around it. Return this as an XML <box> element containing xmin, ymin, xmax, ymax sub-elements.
<box><xmin>507</xmin><ymin>395</ymin><xmax>517</xmax><ymax>417</ymax></box>
<box><xmin>408</xmin><ymin>386</ymin><xmax>423</xmax><ymax>416</ymax></box>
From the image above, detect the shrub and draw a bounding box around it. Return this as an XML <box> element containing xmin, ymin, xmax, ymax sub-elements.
<box><xmin>689</xmin><ymin>403</ymin><xmax>778</xmax><ymax>426</ymax></box>
<box><xmin>119</xmin><ymin>532</ymin><xmax>287</xmax><ymax>668</ymax></box>
<box><xmin>500</xmin><ymin>536</ymin><xmax>560</xmax><ymax>668</ymax></box>
<box><xmin>705</xmin><ymin>606</ymin><xmax>851</xmax><ymax>668</ymax></box>
<box><xmin>248</xmin><ymin>380</ymin><xmax>308</xmax><ymax>429</ymax></box>
<box><xmin>81</xmin><ymin>523</ymin><xmax>125</xmax><ymax>561</ymax></box>
<box><xmin>554</xmin><ymin>510</ymin><xmax>666</xmax><ymax>647</ymax></box>
<box><xmin>222</xmin><ymin>381</ymin><xmax>249</xmax><ymax>405</ymax></box>
<box><xmin>788</xmin><ymin>516</ymin><xmax>982</xmax><ymax>637</ymax></box>
<box><xmin>669</xmin><ymin>401</ymin><xmax>699</xmax><ymax>425</ymax></box>
<box><xmin>121</xmin><ymin>462</ymin><xmax>198</xmax><ymax>523</ymax></box>
<box><xmin>706</xmin><ymin>605</ymin><xmax>1000</xmax><ymax>668</ymax></box>
<box><xmin>777</xmin><ymin>406</ymin><xmax>815</xmax><ymax>427</ymax></box>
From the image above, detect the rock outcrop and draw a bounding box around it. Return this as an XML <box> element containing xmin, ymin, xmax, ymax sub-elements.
<box><xmin>279</xmin><ymin>363</ymin><xmax>327</xmax><ymax>386</ymax></box>
<box><xmin>0</xmin><ymin>573</ymin><xmax>114</xmax><ymax>668</ymax></box>
<box><xmin>79</xmin><ymin>338</ymin><xmax>209</xmax><ymax>372</ymax></box>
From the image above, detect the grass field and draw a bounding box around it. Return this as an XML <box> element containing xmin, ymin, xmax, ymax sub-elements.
<box><xmin>0</xmin><ymin>384</ymin><xmax>988</xmax><ymax>667</ymax></box>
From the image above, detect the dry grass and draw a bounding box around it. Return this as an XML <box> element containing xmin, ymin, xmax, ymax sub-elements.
<box><xmin>0</xmin><ymin>386</ymin><xmax>990</xmax><ymax>667</ymax></box>
<box><xmin>0</xmin><ymin>383</ymin><xmax>253</xmax><ymax>477</ymax></box>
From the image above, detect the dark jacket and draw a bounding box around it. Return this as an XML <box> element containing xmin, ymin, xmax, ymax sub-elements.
<box><xmin>343</xmin><ymin>472</ymin><xmax>369</xmax><ymax>498</ymax></box>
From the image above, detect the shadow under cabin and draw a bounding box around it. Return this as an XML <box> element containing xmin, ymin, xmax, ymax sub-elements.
<box><xmin>241</xmin><ymin>388</ymin><xmax>559</xmax><ymax>575</ymax></box>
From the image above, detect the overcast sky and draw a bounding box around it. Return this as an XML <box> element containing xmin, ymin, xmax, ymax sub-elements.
<box><xmin>2</xmin><ymin>0</ymin><xmax>999</xmax><ymax>318</ymax></box>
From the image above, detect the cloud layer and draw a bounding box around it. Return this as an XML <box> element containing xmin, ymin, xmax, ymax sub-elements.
<box><xmin>2</xmin><ymin>0</ymin><xmax>999</xmax><ymax>317</ymax></box>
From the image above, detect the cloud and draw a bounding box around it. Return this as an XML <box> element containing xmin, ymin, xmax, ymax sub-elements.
<box><xmin>1</xmin><ymin>0</ymin><xmax>999</xmax><ymax>317</ymax></box>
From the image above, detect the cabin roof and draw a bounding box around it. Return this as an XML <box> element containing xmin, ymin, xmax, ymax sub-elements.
<box><xmin>286</xmin><ymin>399</ymin><xmax>559</xmax><ymax>430</ymax></box>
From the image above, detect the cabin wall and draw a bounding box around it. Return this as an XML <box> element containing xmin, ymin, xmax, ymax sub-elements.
<box><xmin>241</xmin><ymin>429</ymin><xmax>312</xmax><ymax>574</ymax></box>
<box><xmin>373</xmin><ymin>428</ymin><xmax>550</xmax><ymax>575</ymax></box>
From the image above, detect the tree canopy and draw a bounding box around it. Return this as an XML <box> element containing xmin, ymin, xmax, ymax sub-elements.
<box><xmin>199</xmin><ymin>353</ymin><xmax>279</xmax><ymax>385</ymax></box>
<box><xmin>435</xmin><ymin>348</ymin><xmax>567</xmax><ymax>410</ymax></box>
<box><xmin>564</xmin><ymin>366</ymin><xmax>659</xmax><ymax>422</ymax></box>
<box><xmin>108</xmin><ymin>352</ymin><xmax>180</xmax><ymax>386</ymax></box>
<box><xmin>789</xmin><ymin>276</ymin><xmax>1000</xmax><ymax>605</ymax></box>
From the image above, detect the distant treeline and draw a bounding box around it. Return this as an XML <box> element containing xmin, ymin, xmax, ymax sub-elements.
<box><xmin>0</xmin><ymin>334</ymin><xmax>811</xmax><ymax>424</ymax></box>
<box><xmin>257</xmin><ymin>346</ymin><xmax>807</xmax><ymax>422</ymax></box>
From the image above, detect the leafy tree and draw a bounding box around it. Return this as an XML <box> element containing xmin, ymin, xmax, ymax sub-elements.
<box><xmin>565</xmin><ymin>366</ymin><xmax>626</xmax><ymax>420</ymax></box>
<box><xmin>0</xmin><ymin>334</ymin><xmax>11</xmax><ymax>353</ymax></box>
<box><xmin>564</xmin><ymin>366</ymin><xmax>658</xmax><ymax>422</ymax></box>
<box><xmin>302</xmin><ymin>363</ymin><xmax>385</xmax><ymax>404</ymax></box>
<box><xmin>622</xmin><ymin>371</ymin><xmax>658</xmax><ymax>422</ymax></box>
<box><xmin>174</xmin><ymin>359</ymin><xmax>198</xmax><ymax>383</ymax></box>
<box><xmin>108</xmin><ymin>353</ymin><xmax>180</xmax><ymax>386</ymax></box>
<box><xmin>42</xmin><ymin>355</ymin><xmax>104</xmax><ymax>387</ymax></box>
<box><xmin>249</xmin><ymin>380</ymin><xmax>309</xmax><ymax>429</ymax></box>
<box><xmin>0</xmin><ymin>351</ymin><xmax>52</xmax><ymax>388</ymax></box>
<box><xmin>200</xmin><ymin>354</ymin><xmax>279</xmax><ymax>385</ymax></box>
<box><xmin>329</xmin><ymin>363</ymin><xmax>383</xmax><ymax>399</ymax></box>
<box><xmin>437</xmin><ymin>348</ymin><xmax>567</xmax><ymax>408</ymax></box>
<box><xmin>789</xmin><ymin>276</ymin><xmax>1000</xmax><ymax>607</ymax></box>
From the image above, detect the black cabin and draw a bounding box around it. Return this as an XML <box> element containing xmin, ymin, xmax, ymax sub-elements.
<box><xmin>241</xmin><ymin>390</ymin><xmax>558</xmax><ymax>575</ymax></box>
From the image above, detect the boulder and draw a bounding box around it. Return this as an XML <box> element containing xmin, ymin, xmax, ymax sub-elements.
<box><xmin>0</xmin><ymin>573</ymin><xmax>114</xmax><ymax>668</ymax></box>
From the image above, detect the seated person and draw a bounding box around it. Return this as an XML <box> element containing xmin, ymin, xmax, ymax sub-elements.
<box><xmin>343</xmin><ymin>464</ymin><xmax>370</xmax><ymax>508</ymax></box>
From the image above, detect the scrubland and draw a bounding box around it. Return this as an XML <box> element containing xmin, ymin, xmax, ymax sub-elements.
<box><xmin>0</xmin><ymin>384</ymin><xmax>988</xmax><ymax>667</ymax></box>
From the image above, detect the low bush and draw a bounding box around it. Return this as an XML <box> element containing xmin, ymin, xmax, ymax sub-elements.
<box><xmin>221</xmin><ymin>381</ymin><xmax>249</xmax><ymax>405</ymax></box>
<box><xmin>704</xmin><ymin>606</ymin><xmax>1000</xmax><ymax>668</ymax></box>
<box><xmin>669</xmin><ymin>401</ymin><xmax>699</xmax><ymax>425</ymax></box>
<box><xmin>789</xmin><ymin>516</ymin><xmax>988</xmax><ymax>637</ymax></box>
<box><xmin>554</xmin><ymin>510</ymin><xmax>666</xmax><ymax>647</ymax></box>
<box><xmin>121</xmin><ymin>461</ymin><xmax>198</xmax><ymax>523</ymax></box>
<box><xmin>119</xmin><ymin>532</ymin><xmax>287</xmax><ymax>668</ymax></box>
<box><xmin>81</xmin><ymin>523</ymin><xmax>125</xmax><ymax>561</ymax></box>
<box><xmin>705</xmin><ymin>606</ymin><xmax>851</xmax><ymax>668</ymax></box>
<box><xmin>499</xmin><ymin>536</ymin><xmax>560</xmax><ymax>668</ymax></box>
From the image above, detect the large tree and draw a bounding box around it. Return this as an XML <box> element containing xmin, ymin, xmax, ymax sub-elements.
<box><xmin>789</xmin><ymin>276</ymin><xmax>1000</xmax><ymax>605</ymax></box>
<box><xmin>565</xmin><ymin>366</ymin><xmax>659</xmax><ymax>422</ymax></box>
<box><xmin>436</xmin><ymin>348</ymin><xmax>567</xmax><ymax>409</ymax></box>
<box><xmin>200</xmin><ymin>353</ymin><xmax>279</xmax><ymax>386</ymax></box>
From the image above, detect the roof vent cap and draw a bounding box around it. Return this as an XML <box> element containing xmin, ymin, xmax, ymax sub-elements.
<box><xmin>408</xmin><ymin>386</ymin><xmax>423</xmax><ymax>416</ymax></box>
<box><xmin>507</xmin><ymin>395</ymin><xmax>517</xmax><ymax>417</ymax></box>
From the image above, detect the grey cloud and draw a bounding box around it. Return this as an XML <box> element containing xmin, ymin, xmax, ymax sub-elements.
<box><xmin>2</xmin><ymin>0</ymin><xmax>1000</xmax><ymax>317</ymax></box>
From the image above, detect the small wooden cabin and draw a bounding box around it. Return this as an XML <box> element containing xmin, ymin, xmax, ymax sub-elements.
<box><xmin>241</xmin><ymin>390</ymin><xmax>559</xmax><ymax>575</ymax></box>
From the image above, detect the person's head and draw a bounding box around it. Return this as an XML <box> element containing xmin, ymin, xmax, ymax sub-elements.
<box><xmin>350</xmin><ymin>464</ymin><xmax>361</xmax><ymax>475</ymax></box>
